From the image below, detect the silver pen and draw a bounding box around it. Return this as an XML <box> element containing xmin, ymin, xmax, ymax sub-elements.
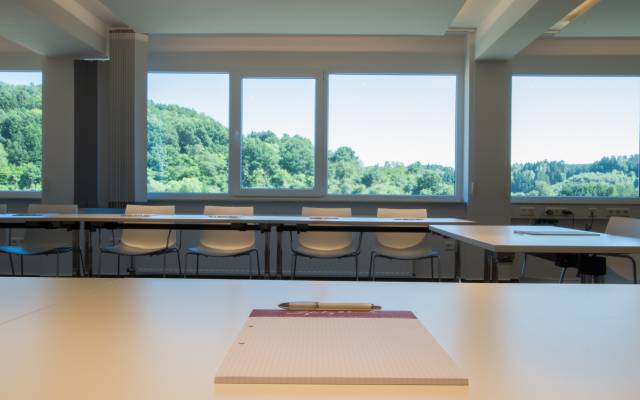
<box><xmin>278</xmin><ymin>301</ymin><xmax>381</xmax><ymax>311</ymax></box>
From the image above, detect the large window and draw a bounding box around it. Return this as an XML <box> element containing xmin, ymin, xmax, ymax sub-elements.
<box><xmin>147</xmin><ymin>72</ymin><xmax>229</xmax><ymax>193</ymax></box>
<box><xmin>511</xmin><ymin>76</ymin><xmax>640</xmax><ymax>198</ymax></box>
<box><xmin>0</xmin><ymin>71</ymin><xmax>42</xmax><ymax>192</ymax></box>
<box><xmin>327</xmin><ymin>74</ymin><xmax>457</xmax><ymax>196</ymax></box>
<box><xmin>240</xmin><ymin>77</ymin><xmax>316</xmax><ymax>190</ymax></box>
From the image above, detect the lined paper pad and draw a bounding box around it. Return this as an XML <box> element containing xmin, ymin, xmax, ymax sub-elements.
<box><xmin>215</xmin><ymin>309</ymin><xmax>468</xmax><ymax>385</ymax></box>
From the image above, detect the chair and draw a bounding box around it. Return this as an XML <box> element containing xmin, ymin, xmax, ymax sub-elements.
<box><xmin>98</xmin><ymin>205</ymin><xmax>181</xmax><ymax>277</ymax></box>
<box><xmin>369</xmin><ymin>208</ymin><xmax>440</xmax><ymax>280</ymax></box>
<box><xmin>0</xmin><ymin>204</ymin><xmax>79</xmax><ymax>276</ymax></box>
<box><xmin>290</xmin><ymin>207</ymin><xmax>362</xmax><ymax>280</ymax></box>
<box><xmin>550</xmin><ymin>217</ymin><xmax>639</xmax><ymax>284</ymax></box>
<box><xmin>185</xmin><ymin>206</ymin><xmax>260</xmax><ymax>278</ymax></box>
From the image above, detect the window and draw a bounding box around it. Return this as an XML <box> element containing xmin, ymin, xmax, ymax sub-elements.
<box><xmin>327</xmin><ymin>74</ymin><xmax>457</xmax><ymax>196</ymax></box>
<box><xmin>240</xmin><ymin>77</ymin><xmax>316</xmax><ymax>190</ymax></box>
<box><xmin>511</xmin><ymin>76</ymin><xmax>640</xmax><ymax>198</ymax></box>
<box><xmin>147</xmin><ymin>72</ymin><xmax>229</xmax><ymax>193</ymax></box>
<box><xmin>0</xmin><ymin>71</ymin><xmax>42</xmax><ymax>192</ymax></box>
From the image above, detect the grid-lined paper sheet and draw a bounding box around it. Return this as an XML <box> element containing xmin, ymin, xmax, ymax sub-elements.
<box><xmin>215</xmin><ymin>310</ymin><xmax>468</xmax><ymax>385</ymax></box>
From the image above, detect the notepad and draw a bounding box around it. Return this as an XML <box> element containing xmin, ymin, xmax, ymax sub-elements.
<box><xmin>215</xmin><ymin>309</ymin><xmax>468</xmax><ymax>385</ymax></box>
<box><xmin>514</xmin><ymin>230</ymin><xmax>600</xmax><ymax>236</ymax></box>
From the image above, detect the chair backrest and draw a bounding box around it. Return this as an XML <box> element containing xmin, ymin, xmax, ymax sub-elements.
<box><xmin>120</xmin><ymin>205</ymin><xmax>176</xmax><ymax>249</ymax></box>
<box><xmin>201</xmin><ymin>206</ymin><xmax>255</xmax><ymax>250</ymax></box>
<box><xmin>375</xmin><ymin>208</ymin><xmax>427</xmax><ymax>249</ymax></box>
<box><xmin>24</xmin><ymin>204</ymin><xmax>78</xmax><ymax>249</ymax></box>
<box><xmin>605</xmin><ymin>216</ymin><xmax>640</xmax><ymax>281</ymax></box>
<box><xmin>0</xmin><ymin>204</ymin><xmax>6</xmax><ymax>245</ymax></box>
<box><xmin>298</xmin><ymin>207</ymin><xmax>353</xmax><ymax>251</ymax></box>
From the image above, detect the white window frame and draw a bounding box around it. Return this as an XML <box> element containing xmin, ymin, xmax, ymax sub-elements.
<box><xmin>510</xmin><ymin>73</ymin><xmax>640</xmax><ymax>204</ymax></box>
<box><xmin>0</xmin><ymin>69</ymin><xmax>43</xmax><ymax>198</ymax></box>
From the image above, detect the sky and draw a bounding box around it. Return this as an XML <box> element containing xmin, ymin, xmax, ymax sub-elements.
<box><xmin>147</xmin><ymin>73</ymin><xmax>640</xmax><ymax>167</ymax></box>
<box><xmin>0</xmin><ymin>71</ymin><xmax>41</xmax><ymax>85</ymax></box>
<box><xmin>512</xmin><ymin>76</ymin><xmax>640</xmax><ymax>164</ymax></box>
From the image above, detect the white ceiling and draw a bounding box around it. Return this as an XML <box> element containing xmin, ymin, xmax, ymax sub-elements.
<box><xmin>558</xmin><ymin>0</ymin><xmax>640</xmax><ymax>37</ymax></box>
<box><xmin>98</xmin><ymin>0</ymin><xmax>465</xmax><ymax>35</ymax></box>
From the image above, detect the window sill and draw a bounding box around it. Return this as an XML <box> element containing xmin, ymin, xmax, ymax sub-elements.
<box><xmin>0</xmin><ymin>191</ymin><xmax>42</xmax><ymax>200</ymax></box>
<box><xmin>512</xmin><ymin>196</ymin><xmax>640</xmax><ymax>205</ymax></box>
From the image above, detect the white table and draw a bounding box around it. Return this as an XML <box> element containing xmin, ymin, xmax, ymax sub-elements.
<box><xmin>1</xmin><ymin>278</ymin><xmax>639</xmax><ymax>399</ymax></box>
<box><xmin>0</xmin><ymin>213</ymin><xmax>472</xmax><ymax>278</ymax></box>
<box><xmin>430</xmin><ymin>225</ymin><xmax>640</xmax><ymax>282</ymax></box>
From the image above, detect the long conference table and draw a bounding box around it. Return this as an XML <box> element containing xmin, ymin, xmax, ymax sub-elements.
<box><xmin>0</xmin><ymin>213</ymin><xmax>473</xmax><ymax>278</ymax></box>
<box><xmin>1</xmin><ymin>277</ymin><xmax>639</xmax><ymax>399</ymax></box>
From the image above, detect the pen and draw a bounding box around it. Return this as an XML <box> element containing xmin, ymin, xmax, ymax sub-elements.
<box><xmin>278</xmin><ymin>301</ymin><xmax>381</xmax><ymax>311</ymax></box>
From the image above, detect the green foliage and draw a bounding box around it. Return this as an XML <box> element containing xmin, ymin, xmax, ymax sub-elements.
<box><xmin>511</xmin><ymin>156</ymin><xmax>639</xmax><ymax>197</ymax></box>
<box><xmin>0</xmin><ymin>81</ymin><xmax>42</xmax><ymax>191</ymax></box>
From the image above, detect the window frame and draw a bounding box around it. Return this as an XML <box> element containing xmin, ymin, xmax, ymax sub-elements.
<box><xmin>146</xmin><ymin>69</ymin><xmax>463</xmax><ymax>203</ymax></box>
<box><xmin>0</xmin><ymin>69</ymin><xmax>43</xmax><ymax>198</ymax></box>
<box><xmin>510</xmin><ymin>73</ymin><xmax>640</xmax><ymax>204</ymax></box>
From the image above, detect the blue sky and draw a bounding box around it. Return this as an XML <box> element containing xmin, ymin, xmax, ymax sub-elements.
<box><xmin>144</xmin><ymin>73</ymin><xmax>638</xmax><ymax>167</ymax></box>
<box><xmin>0</xmin><ymin>71</ymin><xmax>41</xmax><ymax>85</ymax></box>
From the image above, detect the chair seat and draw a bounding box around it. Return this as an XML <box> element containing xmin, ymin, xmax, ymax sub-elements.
<box><xmin>0</xmin><ymin>245</ymin><xmax>73</xmax><ymax>256</ymax></box>
<box><xmin>187</xmin><ymin>245</ymin><xmax>256</xmax><ymax>257</ymax></box>
<box><xmin>372</xmin><ymin>243</ymin><xmax>439</xmax><ymax>260</ymax></box>
<box><xmin>292</xmin><ymin>243</ymin><xmax>357</xmax><ymax>259</ymax></box>
<box><xmin>101</xmin><ymin>242</ymin><xmax>177</xmax><ymax>256</ymax></box>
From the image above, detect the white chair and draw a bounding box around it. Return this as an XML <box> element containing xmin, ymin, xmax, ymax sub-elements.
<box><xmin>99</xmin><ymin>205</ymin><xmax>180</xmax><ymax>276</ymax></box>
<box><xmin>554</xmin><ymin>217</ymin><xmax>639</xmax><ymax>284</ymax></box>
<box><xmin>185</xmin><ymin>206</ymin><xmax>260</xmax><ymax>278</ymax></box>
<box><xmin>369</xmin><ymin>208</ymin><xmax>440</xmax><ymax>280</ymax></box>
<box><xmin>0</xmin><ymin>204</ymin><xmax>78</xmax><ymax>276</ymax></box>
<box><xmin>290</xmin><ymin>207</ymin><xmax>363</xmax><ymax>280</ymax></box>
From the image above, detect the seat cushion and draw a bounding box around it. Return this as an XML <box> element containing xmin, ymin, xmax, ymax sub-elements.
<box><xmin>292</xmin><ymin>243</ymin><xmax>357</xmax><ymax>258</ymax></box>
<box><xmin>188</xmin><ymin>245</ymin><xmax>256</xmax><ymax>257</ymax></box>
<box><xmin>0</xmin><ymin>245</ymin><xmax>73</xmax><ymax>256</ymax></box>
<box><xmin>372</xmin><ymin>243</ymin><xmax>438</xmax><ymax>260</ymax></box>
<box><xmin>101</xmin><ymin>243</ymin><xmax>176</xmax><ymax>256</ymax></box>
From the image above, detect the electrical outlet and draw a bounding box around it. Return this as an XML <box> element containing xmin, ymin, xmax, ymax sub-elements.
<box><xmin>519</xmin><ymin>207</ymin><xmax>535</xmax><ymax>217</ymax></box>
<box><xmin>544</xmin><ymin>207</ymin><xmax>569</xmax><ymax>217</ymax></box>
<box><xmin>443</xmin><ymin>239</ymin><xmax>457</xmax><ymax>251</ymax></box>
<box><xmin>607</xmin><ymin>208</ymin><xmax>630</xmax><ymax>217</ymax></box>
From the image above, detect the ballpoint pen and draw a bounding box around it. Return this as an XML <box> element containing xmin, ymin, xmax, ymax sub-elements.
<box><xmin>278</xmin><ymin>301</ymin><xmax>382</xmax><ymax>311</ymax></box>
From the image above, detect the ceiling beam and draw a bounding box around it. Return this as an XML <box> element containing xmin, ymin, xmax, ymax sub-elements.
<box><xmin>475</xmin><ymin>0</ymin><xmax>586</xmax><ymax>60</ymax></box>
<box><xmin>0</xmin><ymin>0</ymin><xmax>107</xmax><ymax>57</ymax></box>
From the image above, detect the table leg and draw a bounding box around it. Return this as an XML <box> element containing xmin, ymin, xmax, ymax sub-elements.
<box><xmin>483</xmin><ymin>249</ymin><xmax>491</xmax><ymax>282</ymax></box>
<box><xmin>263</xmin><ymin>225</ymin><xmax>271</xmax><ymax>279</ymax></box>
<box><xmin>276</xmin><ymin>228</ymin><xmax>283</xmax><ymax>279</ymax></box>
<box><xmin>72</xmin><ymin>227</ymin><xmax>80</xmax><ymax>277</ymax></box>
<box><xmin>491</xmin><ymin>253</ymin><xmax>499</xmax><ymax>283</ymax></box>
<box><xmin>84</xmin><ymin>223</ymin><xmax>93</xmax><ymax>277</ymax></box>
<box><xmin>454</xmin><ymin>240</ymin><xmax>461</xmax><ymax>282</ymax></box>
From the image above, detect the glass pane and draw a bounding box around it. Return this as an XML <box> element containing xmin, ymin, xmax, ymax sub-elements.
<box><xmin>511</xmin><ymin>76</ymin><xmax>640</xmax><ymax>198</ymax></box>
<box><xmin>147</xmin><ymin>73</ymin><xmax>229</xmax><ymax>193</ymax></box>
<box><xmin>241</xmin><ymin>78</ymin><xmax>315</xmax><ymax>190</ymax></box>
<box><xmin>0</xmin><ymin>71</ymin><xmax>42</xmax><ymax>191</ymax></box>
<box><xmin>327</xmin><ymin>74</ymin><xmax>456</xmax><ymax>196</ymax></box>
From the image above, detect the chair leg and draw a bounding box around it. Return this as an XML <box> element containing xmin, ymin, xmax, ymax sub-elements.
<box><xmin>520</xmin><ymin>254</ymin><xmax>528</xmax><ymax>280</ymax></box>
<box><xmin>8</xmin><ymin>254</ymin><xmax>14</xmax><ymax>276</ymax></box>
<box><xmin>117</xmin><ymin>255</ymin><xmax>121</xmax><ymax>276</ymax></box>
<box><xmin>56</xmin><ymin>254</ymin><xmax>60</xmax><ymax>277</ymax></box>
<box><xmin>559</xmin><ymin>267</ymin><xmax>568</xmax><ymax>283</ymax></box>
<box><xmin>436</xmin><ymin>256</ymin><xmax>441</xmax><ymax>281</ymax></box>
<box><xmin>430</xmin><ymin>258</ymin><xmax>434</xmax><ymax>279</ymax></box>
<box><xmin>20</xmin><ymin>255</ymin><xmax>24</xmax><ymax>276</ymax></box>
<box><xmin>175</xmin><ymin>252</ymin><xmax>181</xmax><ymax>277</ymax></box>
<box><xmin>355</xmin><ymin>255</ymin><xmax>359</xmax><ymax>281</ymax></box>
<box><xmin>255</xmin><ymin>250</ymin><xmax>262</xmax><ymax>276</ymax></box>
<box><xmin>291</xmin><ymin>255</ymin><xmax>297</xmax><ymax>280</ymax></box>
<box><xmin>369</xmin><ymin>253</ymin><xmax>376</xmax><ymax>281</ymax></box>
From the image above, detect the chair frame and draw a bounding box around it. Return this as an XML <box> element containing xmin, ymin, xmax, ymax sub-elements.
<box><xmin>184</xmin><ymin>248</ymin><xmax>261</xmax><ymax>279</ymax></box>
<box><xmin>369</xmin><ymin>250</ymin><xmax>440</xmax><ymax>281</ymax></box>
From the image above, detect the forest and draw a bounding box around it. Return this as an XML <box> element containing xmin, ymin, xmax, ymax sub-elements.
<box><xmin>1</xmin><ymin>80</ymin><xmax>637</xmax><ymax>197</ymax></box>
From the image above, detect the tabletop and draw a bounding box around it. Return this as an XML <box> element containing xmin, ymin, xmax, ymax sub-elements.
<box><xmin>0</xmin><ymin>278</ymin><xmax>639</xmax><ymax>400</ymax></box>
<box><xmin>430</xmin><ymin>224</ymin><xmax>640</xmax><ymax>253</ymax></box>
<box><xmin>0</xmin><ymin>213</ymin><xmax>473</xmax><ymax>227</ymax></box>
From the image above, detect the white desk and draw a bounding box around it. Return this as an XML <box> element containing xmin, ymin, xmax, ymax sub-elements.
<box><xmin>0</xmin><ymin>278</ymin><xmax>639</xmax><ymax>399</ymax></box>
<box><xmin>430</xmin><ymin>225</ymin><xmax>640</xmax><ymax>282</ymax></box>
<box><xmin>0</xmin><ymin>214</ymin><xmax>472</xmax><ymax>278</ymax></box>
